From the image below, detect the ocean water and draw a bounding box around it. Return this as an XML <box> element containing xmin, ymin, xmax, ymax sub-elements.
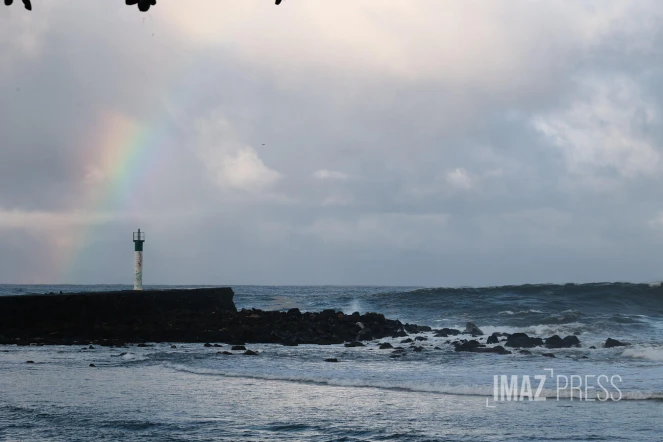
<box><xmin>1</xmin><ymin>283</ymin><xmax>662</xmax><ymax>441</ymax></box>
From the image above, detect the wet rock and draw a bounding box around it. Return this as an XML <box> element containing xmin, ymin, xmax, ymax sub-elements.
<box><xmin>434</xmin><ymin>328</ymin><xmax>461</xmax><ymax>337</ymax></box>
<box><xmin>203</xmin><ymin>343</ymin><xmax>212</xmax><ymax>347</ymax></box>
<box><xmin>434</xmin><ymin>346</ymin><xmax>441</xmax><ymax>350</ymax></box>
<box><xmin>604</xmin><ymin>338</ymin><xmax>629</xmax><ymax>348</ymax></box>
<box><xmin>545</xmin><ymin>335</ymin><xmax>580</xmax><ymax>349</ymax></box>
<box><xmin>243</xmin><ymin>350</ymin><xmax>258</xmax><ymax>356</ymax></box>
<box><xmin>416</xmin><ymin>326</ymin><xmax>432</xmax><ymax>332</ymax></box>
<box><xmin>475</xmin><ymin>345</ymin><xmax>512</xmax><ymax>355</ymax></box>
<box><xmin>213</xmin><ymin>344</ymin><xmax>222</xmax><ymax>348</ymax></box>
<box><xmin>218</xmin><ymin>351</ymin><xmax>233</xmax><ymax>355</ymax></box>
<box><xmin>379</xmin><ymin>342</ymin><xmax>393</xmax><ymax>349</ymax></box>
<box><xmin>454</xmin><ymin>340</ymin><xmax>481</xmax><ymax>352</ymax></box>
<box><xmin>465</xmin><ymin>322</ymin><xmax>484</xmax><ymax>336</ymax></box>
<box><xmin>344</xmin><ymin>341</ymin><xmax>364</xmax><ymax>347</ymax></box>
<box><xmin>170</xmin><ymin>345</ymin><xmax>177</xmax><ymax>349</ymax></box>
<box><xmin>413</xmin><ymin>346</ymin><xmax>424</xmax><ymax>352</ymax></box>
<box><xmin>541</xmin><ymin>353</ymin><xmax>556</xmax><ymax>358</ymax></box>
<box><xmin>518</xmin><ymin>350</ymin><xmax>532</xmax><ymax>355</ymax></box>
<box><xmin>324</xmin><ymin>358</ymin><xmax>338</xmax><ymax>362</ymax></box>
<box><xmin>231</xmin><ymin>345</ymin><xmax>247</xmax><ymax>351</ymax></box>
<box><xmin>589</xmin><ymin>346</ymin><xmax>596</xmax><ymax>349</ymax></box>
<box><xmin>414</xmin><ymin>336</ymin><xmax>428</xmax><ymax>342</ymax></box>
<box><xmin>505</xmin><ymin>333</ymin><xmax>544</xmax><ymax>348</ymax></box>
<box><xmin>390</xmin><ymin>354</ymin><xmax>402</xmax><ymax>358</ymax></box>
<box><xmin>486</xmin><ymin>333</ymin><xmax>500</xmax><ymax>345</ymax></box>
<box><xmin>400</xmin><ymin>338</ymin><xmax>413</xmax><ymax>344</ymax></box>
<box><xmin>88</xmin><ymin>345</ymin><xmax>95</xmax><ymax>349</ymax></box>
<box><xmin>26</xmin><ymin>360</ymin><xmax>34</xmax><ymax>364</ymax></box>
<box><xmin>89</xmin><ymin>363</ymin><xmax>96</xmax><ymax>367</ymax></box>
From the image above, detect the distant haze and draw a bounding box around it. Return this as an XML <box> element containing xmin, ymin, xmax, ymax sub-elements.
<box><xmin>1</xmin><ymin>1</ymin><xmax>663</xmax><ymax>286</ymax></box>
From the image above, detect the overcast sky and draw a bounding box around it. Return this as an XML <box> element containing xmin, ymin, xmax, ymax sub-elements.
<box><xmin>2</xmin><ymin>0</ymin><xmax>663</xmax><ymax>286</ymax></box>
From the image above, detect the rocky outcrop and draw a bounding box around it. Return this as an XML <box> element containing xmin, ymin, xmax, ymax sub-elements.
<box><xmin>465</xmin><ymin>322</ymin><xmax>484</xmax><ymax>336</ymax></box>
<box><xmin>0</xmin><ymin>290</ymin><xmax>418</xmax><ymax>346</ymax></box>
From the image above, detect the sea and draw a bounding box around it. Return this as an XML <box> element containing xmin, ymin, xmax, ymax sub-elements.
<box><xmin>1</xmin><ymin>283</ymin><xmax>662</xmax><ymax>441</ymax></box>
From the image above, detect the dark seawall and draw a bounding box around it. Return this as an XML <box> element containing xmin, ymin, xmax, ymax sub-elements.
<box><xmin>0</xmin><ymin>287</ymin><xmax>237</xmax><ymax>345</ymax></box>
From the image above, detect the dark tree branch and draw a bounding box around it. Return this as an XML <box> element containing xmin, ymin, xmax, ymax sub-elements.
<box><xmin>5</xmin><ymin>0</ymin><xmax>283</xmax><ymax>12</ymax></box>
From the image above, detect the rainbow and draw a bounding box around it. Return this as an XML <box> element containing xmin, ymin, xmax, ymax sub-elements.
<box><xmin>55</xmin><ymin>109</ymin><xmax>173</xmax><ymax>284</ymax></box>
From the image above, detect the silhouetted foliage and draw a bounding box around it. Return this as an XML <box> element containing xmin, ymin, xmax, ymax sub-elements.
<box><xmin>4</xmin><ymin>0</ymin><xmax>283</xmax><ymax>12</ymax></box>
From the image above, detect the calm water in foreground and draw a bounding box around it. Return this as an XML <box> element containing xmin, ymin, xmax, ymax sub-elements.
<box><xmin>1</xmin><ymin>283</ymin><xmax>662</xmax><ymax>441</ymax></box>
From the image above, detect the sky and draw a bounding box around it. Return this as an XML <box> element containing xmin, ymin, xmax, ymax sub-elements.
<box><xmin>2</xmin><ymin>0</ymin><xmax>663</xmax><ymax>286</ymax></box>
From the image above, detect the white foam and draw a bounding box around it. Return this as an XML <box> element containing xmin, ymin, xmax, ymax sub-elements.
<box><xmin>622</xmin><ymin>346</ymin><xmax>663</xmax><ymax>362</ymax></box>
<box><xmin>163</xmin><ymin>363</ymin><xmax>663</xmax><ymax>401</ymax></box>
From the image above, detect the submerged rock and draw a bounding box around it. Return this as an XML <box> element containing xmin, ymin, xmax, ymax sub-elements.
<box><xmin>344</xmin><ymin>341</ymin><xmax>364</xmax><ymax>348</ymax></box>
<box><xmin>231</xmin><ymin>345</ymin><xmax>246</xmax><ymax>351</ymax></box>
<box><xmin>89</xmin><ymin>363</ymin><xmax>96</xmax><ymax>367</ymax></box>
<box><xmin>324</xmin><ymin>358</ymin><xmax>338</xmax><ymax>362</ymax></box>
<box><xmin>541</xmin><ymin>353</ymin><xmax>556</xmax><ymax>358</ymax></box>
<box><xmin>243</xmin><ymin>350</ymin><xmax>258</xmax><ymax>356</ymax></box>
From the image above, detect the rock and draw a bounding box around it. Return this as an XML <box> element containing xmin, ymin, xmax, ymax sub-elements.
<box><xmin>231</xmin><ymin>345</ymin><xmax>246</xmax><ymax>351</ymax></box>
<box><xmin>89</xmin><ymin>363</ymin><xmax>96</xmax><ymax>367</ymax></box>
<box><xmin>243</xmin><ymin>350</ymin><xmax>258</xmax><ymax>356</ymax></box>
<box><xmin>416</xmin><ymin>326</ymin><xmax>432</xmax><ymax>332</ymax></box>
<box><xmin>454</xmin><ymin>340</ymin><xmax>481</xmax><ymax>352</ymax></box>
<box><xmin>580</xmin><ymin>356</ymin><xmax>588</xmax><ymax>359</ymax></box>
<box><xmin>26</xmin><ymin>360</ymin><xmax>34</xmax><ymax>364</ymax></box>
<box><xmin>541</xmin><ymin>353</ymin><xmax>556</xmax><ymax>358</ymax></box>
<box><xmin>400</xmin><ymin>338</ymin><xmax>413</xmax><ymax>344</ymax></box>
<box><xmin>518</xmin><ymin>350</ymin><xmax>532</xmax><ymax>355</ymax></box>
<box><xmin>589</xmin><ymin>346</ymin><xmax>596</xmax><ymax>349</ymax></box>
<box><xmin>324</xmin><ymin>358</ymin><xmax>338</xmax><ymax>362</ymax></box>
<box><xmin>413</xmin><ymin>346</ymin><xmax>423</xmax><ymax>352</ymax></box>
<box><xmin>486</xmin><ymin>333</ymin><xmax>500</xmax><ymax>345</ymax></box>
<box><xmin>434</xmin><ymin>346</ymin><xmax>441</xmax><ymax>350</ymax></box>
<box><xmin>390</xmin><ymin>354</ymin><xmax>402</xmax><ymax>358</ymax></box>
<box><xmin>378</xmin><ymin>342</ymin><xmax>393</xmax><ymax>349</ymax></box>
<box><xmin>356</xmin><ymin>322</ymin><xmax>365</xmax><ymax>330</ymax></box>
<box><xmin>414</xmin><ymin>336</ymin><xmax>428</xmax><ymax>341</ymax></box>
<box><xmin>344</xmin><ymin>341</ymin><xmax>364</xmax><ymax>347</ymax></box>
<box><xmin>545</xmin><ymin>335</ymin><xmax>581</xmax><ymax>349</ymax></box>
<box><xmin>218</xmin><ymin>351</ymin><xmax>233</xmax><ymax>355</ymax></box>
<box><xmin>203</xmin><ymin>343</ymin><xmax>212</xmax><ymax>347</ymax></box>
<box><xmin>213</xmin><ymin>344</ymin><xmax>222</xmax><ymax>347</ymax></box>
<box><xmin>475</xmin><ymin>345</ymin><xmax>512</xmax><ymax>355</ymax></box>
<box><xmin>170</xmin><ymin>345</ymin><xmax>177</xmax><ymax>349</ymax></box>
<box><xmin>465</xmin><ymin>322</ymin><xmax>484</xmax><ymax>336</ymax></box>
<box><xmin>434</xmin><ymin>328</ymin><xmax>461</xmax><ymax>337</ymax></box>
<box><xmin>604</xmin><ymin>338</ymin><xmax>629</xmax><ymax>348</ymax></box>
<box><xmin>505</xmin><ymin>333</ymin><xmax>543</xmax><ymax>348</ymax></box>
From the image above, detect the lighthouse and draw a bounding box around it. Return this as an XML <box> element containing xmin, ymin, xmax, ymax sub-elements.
<box><xmin>133</xmin><ymin>229</ymin><xmax>145</xmax><ymax>290</ymax></box>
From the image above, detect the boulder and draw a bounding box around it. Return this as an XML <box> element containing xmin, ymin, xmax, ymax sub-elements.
<box><xmin>465</xmin><ymin>322</ymin><xmax>484</xmax><ymax>336</ymax></box>
<box><xmin>545</xmin><ymin>335</ymin><xmax>581</xmax><ymax>349</ymax></box>
<box><xmin>486</xmin><ymin>333</ymin><xmax>500</xmax><ymax>345</ymax></box>
<box><xmin>505</xmin><ymin>333</ymin><xmax>543</xmax><ymax>348</ymax></box>
<box><xmin>604</xmin><ymin>338</ymin><xmax>629</xmax><ymax>348</ymax></box>
<box><xmin>434</xmin><ymin>328</ymin><xmax>461</xmax><ymax>337</ymax></box>
<box><xmin>378</xmin><ymin>342</ymin><xmax>393</xmax><ymax>349</ymax></box>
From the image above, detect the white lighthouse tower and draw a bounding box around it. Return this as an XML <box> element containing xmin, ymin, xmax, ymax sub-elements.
<box><xmin>133</xmin><ymin>229</ymin><xmax>145</xmax><ymax>290</ymax></box>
